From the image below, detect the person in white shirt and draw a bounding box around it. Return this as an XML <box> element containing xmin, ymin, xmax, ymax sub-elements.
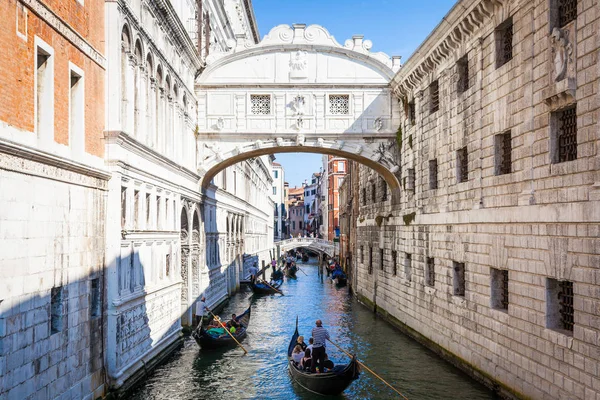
<box><xmin>195</xmin><ymin>296</ymin><xmax>207</xmax><ymax>327</ymax></box>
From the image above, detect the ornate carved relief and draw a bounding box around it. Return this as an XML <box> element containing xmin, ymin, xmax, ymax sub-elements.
<box><xmin>545</xmin><ymin>25</ymin><xmax>577</xmax><ymax>109</ymax></box>
<box><xmin>290</xmin><ymin>51</ymin><xmax>308</xmax><ymax>79</ymax></box>
<box><xmin>550</xmin><ymin>28</ymin><xmax>574</xmax><ymax>82</ymax></box>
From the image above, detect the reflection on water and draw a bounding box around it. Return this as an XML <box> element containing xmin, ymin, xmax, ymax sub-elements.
<box><xmin>126</xmin><ymin>259</ymin><xmax>496</xmax><ymax>400</ymax></box>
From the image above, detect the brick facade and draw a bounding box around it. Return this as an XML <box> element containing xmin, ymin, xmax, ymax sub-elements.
<box><xmin>350</xmin><ymin>0</ymin><xmax>600</xmax><ymax>399</ymax></box>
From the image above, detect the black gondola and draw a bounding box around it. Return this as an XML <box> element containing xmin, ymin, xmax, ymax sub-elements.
<box><xmin>287</xmin><ymin>321</ymin><xmax>360</xmax><ymax>396</ymax></box>
<box><xmin>192</xmin><ymin>305</ymin><xmax>251</xmax><ymax>349</ymax></box>
<box><xmin>286</xmin><ymin>264</ymin><xmax>298</xmax><ymax>278</ymax></box>
<box><xmin>333</xmin><ymin>275</ymin><xmax>347</xmax><ymax>286</ymax></box>
<box><xmin>250</xmin><ymin>279</ymin><xmax>283</xmax><ymax>295</ymax></box>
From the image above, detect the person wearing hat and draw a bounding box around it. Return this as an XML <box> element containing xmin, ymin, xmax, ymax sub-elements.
<box><xmin>195</xmin><ymin>295</ymin><xmax>208</xmax><ymax>327</ymax></box>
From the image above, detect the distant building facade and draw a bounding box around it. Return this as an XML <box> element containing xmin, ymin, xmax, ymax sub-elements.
<box><xmin>270</xmin><ymin>162</ymin><xmax>286</xmax><ymax>240</ymax></box>
<box><xmin>324</xmin><ymin>155</ymin><xmax>347</xmax><ymax>240</ymax></box>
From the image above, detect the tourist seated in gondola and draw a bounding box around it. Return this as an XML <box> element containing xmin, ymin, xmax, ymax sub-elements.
<box><xmin>292</xmin><ymin>345</ymin><xmax>305</xmax><ymax>364</ymax></box>
<box><xmin>300</xmin><ymin>348</ymin><xmax>312</xmax><ymax>370</ymax></box>
<box><xmin>306</xmin><ymin>337</ymin><xmax>314</xmax><ymax>352</ymax></box>
<box><xmin>271</xmin><ymin>268</ymin><xmax>283</xmax><ymax>281</ymax></box>
<box><xmin>295</xmin><ymin>335</ymin><xmax>307</xmax><ymax>351</ymax></box>
<box><xmin>227</xmin><ymin>314</ymin><xmax>240</xmax><ymax>330</ymax></box>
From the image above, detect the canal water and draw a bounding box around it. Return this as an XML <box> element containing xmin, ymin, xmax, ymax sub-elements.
<box><xmin>126</xmin><ymin>259</ymin><xmax>496</xmax><ymax>400</ymax></box>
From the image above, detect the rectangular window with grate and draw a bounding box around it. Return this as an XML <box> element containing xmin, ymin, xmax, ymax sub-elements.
<box><xmin>392</xmin><ymin>250</ymin><xmax>398</xmax><ymax>276</ymax></box>
<box><xmin>494</xmin><ymin>131</ymin><xmax>512</xmax><ymax>175</ymax></box>
<box><xmin>547</xmin><ymin>278</ymin><xmax>574</xmax><ymax>333</ymax></box>
<box><xmin>404</xmin><ymin>253</ymin><xmax>412</xmax><ymax>282</ymax></box>
<box><xmin>407</xmin><ymin>168</ymin><xmax>415</xmax><ymax>190</ymax></box>
<box><xmin>453</xmin><ymin>262</ymin><xmax>465</xmax><ymax>297</ymax></box>
<box><xmin>491</xmin><ymin>268</ymin><xmax>509</xmax><ymax>311</ymax></box>
<box><xmin>250</xmin><ymin>94</ymin><xmax>271</xmax><ymax>115</ymax></box>
<box><xmin>495</xmin><ymin>18</ymin><xmax>513</xmax><ymax>68</ymax></box>
<box><xmin>457</xmin><ymin>147</ymin><xmax>468</xmax><ymax>183</ymax></box>
<box><xmin>371</xmin><ymin>182</ymin><xmax>376</xmax><ymax>203</ymax></box>
<box><xmin>361</xmin><ymin>188</ymin><xmax>367</xmax><ymax>205</ymax></box>
<box><xmin>360</xmin><ymin>245</ymin><xmax>364</xmax><ymax>263</ymax></box>
<box><xmin>408</xmin><ymin>101</ymin><xmax>416</xmax><ymax>126</ymax></box>
<box><xmin>51</xmin><ymin>286</ymin><xmax>64</xmax><ymax>334</ymax></box>
<box><xmin>552</xmin><ymin>106</ymin><xmax>577</xmax><ymax>163</ymax></box>
<box><xmin>558</xmin><ymin>0</ymin><xmax>577</xmax><ymax>28</ymax></box>
<box><xmin>368</xmin><ymin>246</ymin><xmax>373</xmax><ymax>275</ymax></box>
<box><xmin>329</xmin><ymin>94</ymin><xmax>350</xmax><ymax>115</ymax></box>
<box><xmin>426</xmin><ymin>257</ymin><xmax>435</xmax><ymax>287</ymax></box>
<box><xmin>429</xmin><ymin>159</ymin><xmax>438</xmax><ymax>190</ymax></box>
<box><xmin>381</xmin><ymin>177</ymin><xmax>388</xmax><ymax>201</ymax></box>
<box><xmin>380</xmin><ymin>249</ymin><xmax>384</xmax><ymax>270</ymax></box>
<box><xmin>429</xmin><ymin>80</ymin><xmax>439</xmax><ymax>114</ymax></box>
<box><xmin>457</xmin><ymin>55</ymin><xmax>469</xmax><ymax>94</ymax></box>
<box><xmin>90</xmin><ymin>278</ymin><xmax>101</xmax><ymax>318</ymax></box>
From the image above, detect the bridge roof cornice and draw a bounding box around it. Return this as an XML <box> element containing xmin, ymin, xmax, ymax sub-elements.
<box><xmin>198</xmin><ymin>24</ymin><xmax>401</xmax><ymax>83</ymax></box>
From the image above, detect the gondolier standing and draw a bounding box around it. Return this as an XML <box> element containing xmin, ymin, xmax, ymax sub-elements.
<box><xmin>195</xmin><ymin>296</ymin><xmax>208</xmax><ymax>327</ymax></box>
<box><xmin>249</xmin><ymin>262</ymin><xmax>259</xmax><ymax>283</ymax></box>
<box><xmin>311</xmin><ymin>319</ymin><xmax>330</xmax><ymax>373</ymax></box>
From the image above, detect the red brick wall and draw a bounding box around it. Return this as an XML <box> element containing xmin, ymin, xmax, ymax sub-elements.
<box><xmin>0</xmin><ymin>0</ymin><xmax>105</xmax><ymax>157</ymax></box>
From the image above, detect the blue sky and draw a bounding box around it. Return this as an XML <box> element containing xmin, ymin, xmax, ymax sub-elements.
<box><xmin>253</xmin><ymin>0</ymin><xmax>457</xmax><ymax>186</ymax></box>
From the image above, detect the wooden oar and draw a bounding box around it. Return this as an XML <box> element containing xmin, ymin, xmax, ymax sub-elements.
<box><xmin>261</xmin><ymin>279</ymin><xmax>285</xmax><ymax>295</ymax></box>
<box><xmin>207</xmin><ymin>310</ymin><xmax>248</xmax><ymax>354</ymax></box>
<box><xmin>327</xmin><ymin>339</ymin><xmax>408</xmax><ymax>400</ymax></box>
<box><xmin>297</xmin><ymin>266</ymin><xmax>308</xmax><ymax>276</ymax></box>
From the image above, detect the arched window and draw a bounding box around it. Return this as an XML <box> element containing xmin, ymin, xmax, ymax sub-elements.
<box><xmin>145</xmin><ymin>53</ymin><xmax>154</xmax><ymax>147</ymax></box>
<box><xmin>156</xmin><ymin>65</ymin><xmax>163</xmax><ymax>151</ymax></box>
<box><xmin>120</xmin><ymin>25</ymin><xmax>131</xmax><ymax>130</ymax></box>
<box><xmin>133</xmin><ymin>40</ymin><xmax>143</xmax><ymax>138</ymax></box>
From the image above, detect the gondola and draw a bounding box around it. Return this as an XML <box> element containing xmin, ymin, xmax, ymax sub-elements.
<box><xmin>192</xmin><ymin>305</ymin><xmax>251</xmax><ymax>349</ymax></box>
<box><xmin>250</xmin><ymin>279</ymin><xmax>283</xmax><ymax>295</ymax></box>
<box><xmin>301</xmin><ymin>253</ymin><xmax>309</xmax><ymax>262</ymax></box>
<box><xmin>286</xmin><ymin>264</ymin><xmax>298</xmax><ymax>278</ymax></box>
<box><xmin>287</xmin><ymin>320</ymin><xmax>360</xmax><ymax>396</ymax></box>
<box><xmin>332</xmin><ymin>275</ymin><xmax>347</xmax><ymax>286</ymax></box>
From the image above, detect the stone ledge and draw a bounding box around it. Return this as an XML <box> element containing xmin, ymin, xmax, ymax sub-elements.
<box><xmin>0</xmin><ymin>137</ymin><xmax>110</xmax><ymax>189</ymax></box>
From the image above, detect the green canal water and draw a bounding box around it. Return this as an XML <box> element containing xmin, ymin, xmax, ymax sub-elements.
<box><xmin>126</xmin><ymin>259</ymin><xmax>497</xmax><ymax>400</ymax></box>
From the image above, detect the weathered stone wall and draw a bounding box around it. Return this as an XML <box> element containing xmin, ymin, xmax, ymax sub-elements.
<box><xmin>353</xmin><ymin>0</ymin><xmax>600</xmax><ymax>399</ymax></box>
<box><xmin>0</xmin><ymin>152</ymin><xmax>108</xmax><ymax>400</ymax></box>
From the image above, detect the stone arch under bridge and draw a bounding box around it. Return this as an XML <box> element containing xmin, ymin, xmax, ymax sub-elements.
<box><xmin>195</xmin><ymin>24</ymin><xmax>403</xmax><ymax>200</ymax></box>
<box><xmin>277</xmin><ymin>238</ymin><xmax>338</xmax><ymax>258</ymax></box>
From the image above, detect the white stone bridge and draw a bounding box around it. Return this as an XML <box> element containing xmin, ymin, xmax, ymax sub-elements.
<box><xmin>196</xmin><ymin>23</ymin><xmax>403</xmax><ymax>201</ymax></box>
<box><xmin>275</xmin><ymin>238</ymin><xmax>338</xmax><ymax>257</ymax></box>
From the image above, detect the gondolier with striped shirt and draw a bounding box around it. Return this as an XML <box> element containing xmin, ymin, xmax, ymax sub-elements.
<box><xmin>311</xmin><ymin>319</ymin><xmax>330</xmax><ymax>373</ymax></box>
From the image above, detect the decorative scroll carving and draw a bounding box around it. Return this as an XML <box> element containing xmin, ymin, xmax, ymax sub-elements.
<box><xmin>373</xmin><ymin>142</ymin><xmax>400</xmax><ymax>173</ymax></box>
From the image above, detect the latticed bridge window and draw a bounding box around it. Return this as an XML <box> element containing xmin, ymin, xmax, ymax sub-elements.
<box><xmin>329</xmin><ymin>94</ymin><xmax>350</xmax><ymax>115</ymax></box>
<box><xmin>556</xmin><ymin>106</ymin><xmax>577</xmax><ymax>163</ymax></box>
<box><xmin>495</xmin><ymin>18</ymin><xmax>513</xmax><ymax>68</ymax></box>
<box><xmin>250</xmin><ymin>94</ymin><xmax>271</xmax><ymax>115</ymax></box>
<box><xmin>558</xmin><ymin>0</ymin><xmax>577</xmax><ymax>28</ymax></box>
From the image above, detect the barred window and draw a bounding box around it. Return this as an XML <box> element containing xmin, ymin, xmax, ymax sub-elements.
<box><xmin>495</xmin><ymin>18</ymin><xmax>513</xmax><ymax>68</ymax></box>
<box><xmin>429</xmin><ymin>80</ymin><xmax>439</xmax><ymax>114</ymax></box>
<box><xmin>547</xmin><ymin>278</ymin><xmax>574</xmax><ymax>333</ymax></box>
<box><xmin>558</xmin><ymin>0</ymin><xmax>577</xmax><ymax>28</ymax></box>
<box><xmin>494</xmin><ymin>131</ymin><xmax>512</xmax><ymax>175</ymax></box>
<box><xmin>407</xmin><ymin>168</ymin><xmax>415</xmax><ymax>190</ymax></box>
<box><xmin>404</xmin><ymin>253</ymin><xmax>412</xmax><ymax>282</ymax></box>
<box><xmin>371</xmin><ymin>182</ymin><xmax>376</xmax><ymax>203</ymax></box>
<box><xmin>453</xmin><ymin>262</ymin><xmax>465</xmax><ymax>297</ymax></box>
<box><xmin>380</xmin><ymin>249</ymin><xmax>384</xmax><ymax>270</ymax></box>
<box><xmin>51</xmin><ymin>286</ymin><xmax>64</xmax><ymax>334</ymax></box>
<box><xmin>491</xmin><ymin>268</ymin><xmax>509</xmax><ymax>311</ymax></box>
<box><xmin>457</xmin><ymin>55</ymin><xmax>469</xmax><ymax>94</ymax></box>
<box><xmin>361</xmin><ymin>188</ymin><xmax>367</xmax><ymax>205</ymax></box>
<box><xmin>360</xmin><ymin>245</ymin><xmax>364</xmax><ymax>263</ymax></box>
<box><xmin>368</xmin><ymin>246</ymin><xmax>373</xmax><ymax>275</ymax></box>
<box><xmin>250</xmin><ymin>94</ymin><xmax>271</xmax><ymax>115</ymax></box>
<box><xmin>553</xmin><ymin>106</ymin><xmax>577</xmax><ymax>163</ymax></box>
<box><xmin>408</xmin><ymin>101</ymin><xmax>416</xmax><ymax>125</ymax></box>
<box><xmin>429</xmin><ymin>159</ymin><xmax>438</xmax><ymax>190</ymax></box>
<box><xmin>329</xmin><ymin>94</ymin><xmax>350</xmax><ymax>115</ymax></box>
<box><xmin>392</xmin><ymin>250</ymin><xmax>398</xmax><ymax>276</ymax></box>
<box><xmin>426</xmin><ymin>257</ymin><xmax>435</xmax><ymax>287</ymax></box>
<box><xmin>457</xmin><ymin>147</ymin><xmax>468</xmax><ymax>183</ymax></box>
